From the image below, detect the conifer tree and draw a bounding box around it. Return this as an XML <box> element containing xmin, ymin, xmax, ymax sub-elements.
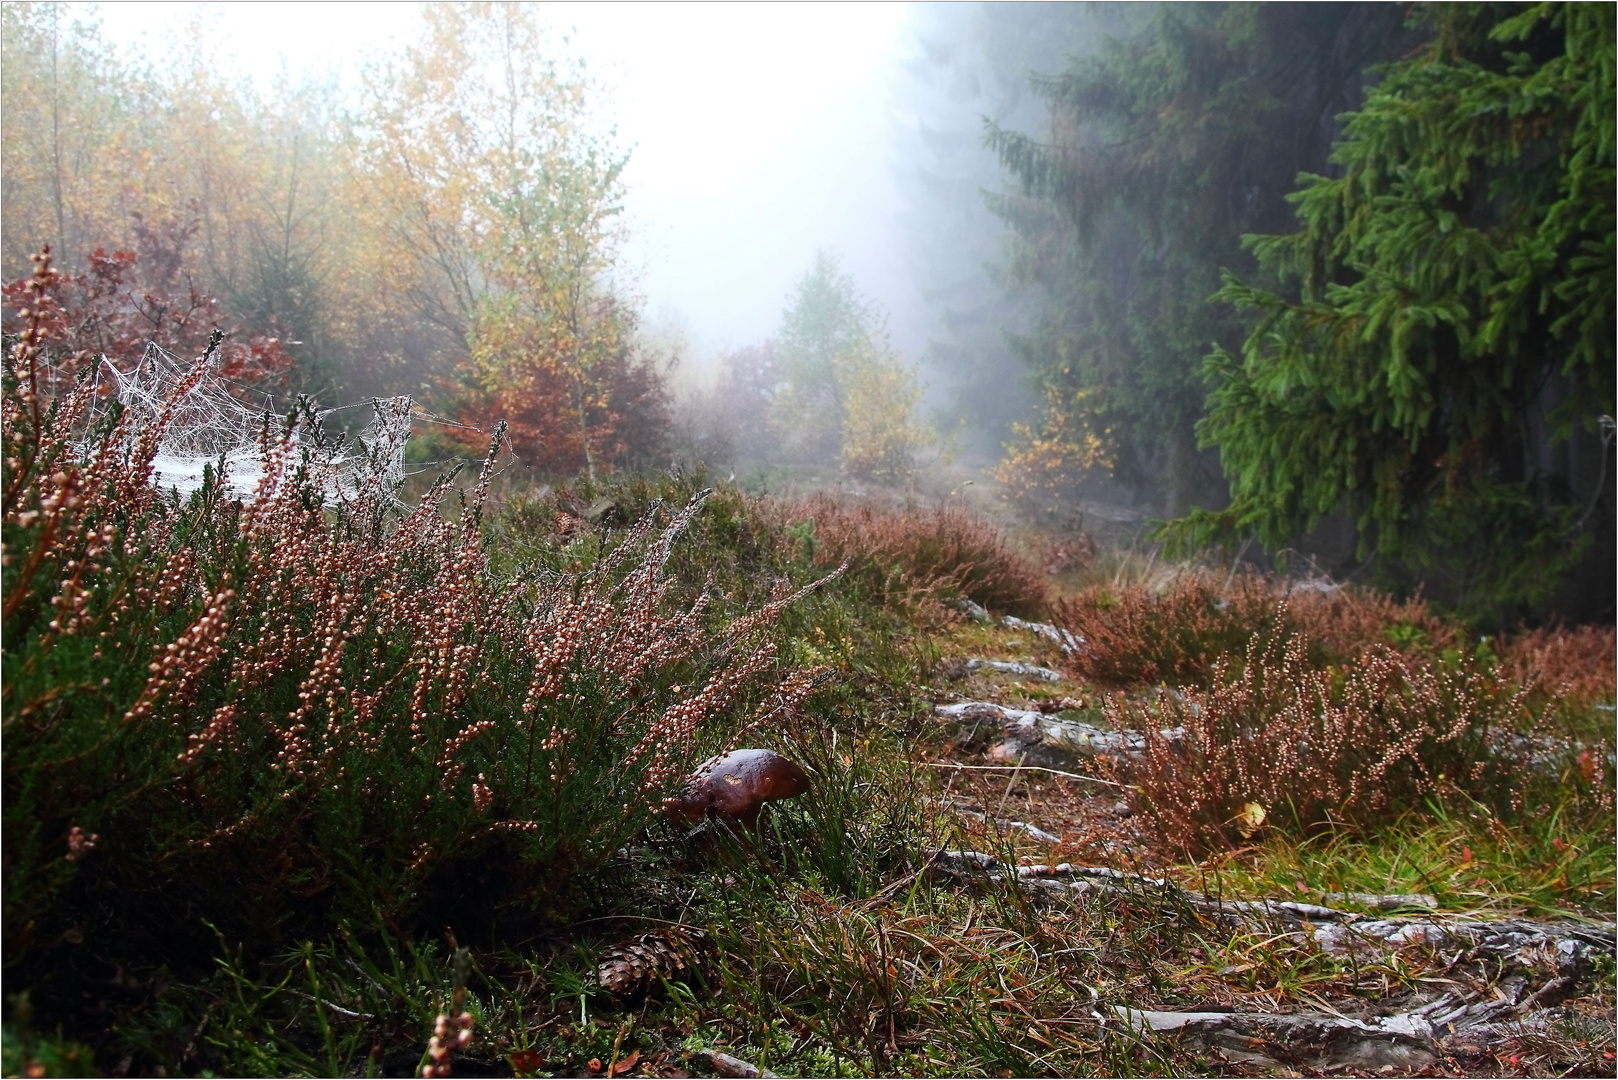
<box><xmin>988</xmin><ymin>3</ymin><xmax>1408</xmax><ymax>515</ymax></box>
<box><xmin>894</xmin><ymin>3</ymin><xmax>1116</xmax><ymax>455</ymax></box>
<box><xmin>1178</xmin><ymin>2</ymin><xmax>1615</xmax><ymax>618</ymax></box>
<box><xmin>775</xmin><ymin>252</ymin><xmax>875</xmax><ymax>464</ymax></box>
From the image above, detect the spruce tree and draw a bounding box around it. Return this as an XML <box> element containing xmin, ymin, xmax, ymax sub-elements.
<box><xmin>988</xmin><ymin>3</ymin><xmax>1409</xmax><ymax>515</ymax></box>
<box><xmin>1179</xmin><ymin>2</ymin><xmax>1615</xmax><ymax>619</ymax></box>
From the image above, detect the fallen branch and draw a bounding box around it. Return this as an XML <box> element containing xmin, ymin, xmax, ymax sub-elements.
<box><xmin>282</xmin><ymin>988</ymin><xmax>376</xmax><ymax>1020</ymax></box>
<box><xmin>919</xmin><ymin>760</ymin><xmax>1130</xmax><ymax>787</ymax></box>
<box><xmin>932</xmin><ymin>852</ymin><xmax>1615</xmax><ymax>1066</ymax></box>
<box><xmin>956</xmin><ymin>599</ymin><xmax>991</xmax><ymax>624</ymax></box>
<box><xmin>932</xmin><ymin>851</ymin><xmax>1616</xmax><ymax>968</ymax></box>
<box><xmin>1118</xmin><ymin>1002</ymin><xmax>1436</xmax><ymax>1070</ymax></box>
<box><xmin>936</xmin><ymin>701</ymin><xmax>1610</xmax><ymax>782</ymax></box>
<box><xmin>1322</xmin><ymin>889</ymin><xmax>1438</xmax><ymax>913</ymax></box>
<box><xmin>965</xmin><ymin>658</ymin><xmax>1064</xmax><ymax>682</ymax></box>
<box><xmin>933</xmin><ymin>701</ymin><xmax>1177</xmax><ymax>767</ymax></box>
<box><xmin>1112</xmin><ymin>988</ymin><xmax>1542</xmax><ymax>1071</ymax></box>
<box><xmin>1113</xmin><ymin>980</ymin><xmax>1616</xmax><ymax>1071</ymax></box>
<box><xmin>952</xmin><ymin>807</ymin><xmax>1063</xmax><ymax>844</ymax></box>
<box><xmin>1311</xmin><ymin>916</ymin><xmax>1616</xmax><ymax>969</ymax></box>
<box><xmin>1000</xmin><ymin>615</ymin><xmax>1082</xmax><ymax>654</ymax></box>
<box><xmin>696</xmin><ymin>1048</ymin><xmax>777</xmax><ymax>1078</ymax></box>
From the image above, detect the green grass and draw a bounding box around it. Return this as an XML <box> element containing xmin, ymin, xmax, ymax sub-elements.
<box><xmin>1176</xmin><ymin>794</ymin><xmax>1617</xmax><ymax>921</ymax></box>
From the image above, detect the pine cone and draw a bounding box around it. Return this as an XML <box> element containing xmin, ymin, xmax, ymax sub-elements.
<box><xmin>594</xmin><ymin>928</ymin><xmax>708</xmax><ymax>998</ymax></box>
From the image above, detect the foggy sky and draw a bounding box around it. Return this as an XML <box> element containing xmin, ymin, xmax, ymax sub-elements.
<box><xmin>89</xmin><ymin>2</ymin><xmax>926</xmax><ymax>369</ymax></box>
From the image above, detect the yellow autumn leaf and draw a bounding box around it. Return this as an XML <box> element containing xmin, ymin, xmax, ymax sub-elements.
<box><xmin>1233</xmin><ymin>801</ymin><xmax>1267</xmax><ymax>838</ymax></box>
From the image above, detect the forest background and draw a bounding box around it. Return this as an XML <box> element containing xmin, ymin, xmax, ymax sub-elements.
<box><xmin>2</xmin><ymin>0</ymin><xmax>1612</xmax><ymax>626</ymax></box>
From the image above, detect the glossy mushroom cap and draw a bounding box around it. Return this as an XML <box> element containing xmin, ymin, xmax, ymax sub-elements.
<box><xmin>662</xmin><ymin>748</ymin><xmax>811</xmax><ymax>828</ymax></box>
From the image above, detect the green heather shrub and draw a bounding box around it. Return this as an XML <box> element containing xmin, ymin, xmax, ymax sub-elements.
<box><xmin>486</xmin><ymin>473</ymin><xmax>794</xmax><ymax>618</ymax></box>
<box><xmin>1</xmin><ymin>281</ymin><xmax>826</xmax><ymax>980</ymax></box>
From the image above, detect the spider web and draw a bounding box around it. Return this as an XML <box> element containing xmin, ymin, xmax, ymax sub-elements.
<box><xmin>95</xmin><ymin>343</ymin><xmax>417</xmax><ymax>504</ymax></box>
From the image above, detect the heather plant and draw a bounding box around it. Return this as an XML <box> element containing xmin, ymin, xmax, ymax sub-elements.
<box><xmin>1055</xmin><ymin>572</ymin><xmax>1281</xmax><ymax>687</ymax></box>
<box><xmin>1106</xmin><ymin>632</ymin><xmax>1599</xmax><ymax>853</ymax></box>
<box><xmin>2</xmin><ymin>261</ymin><xmax>828</xmax><ymax>987</ymax></box>
<box><xmin>1055</xmin><ymin>569</ymin><xmax>1458</xmax><ymax>688</ymax></box>
<box><xmin>485</xmin><ymin>473</ymin><xmax>944</xmax><ymax>758</ymax></box>
<box><xmin>1498</xmin><ymin>623</ymin><xmax>1616</xmax><ymax>714</ymax></box>
<box><xmin>489</xmin><ymin>478</ymin><xmax>1048</xmax><ymax>635</ymax></box>
<box><xmin>1284</xmin><ymin>580</ymin><xmax>1460</xmax><ymax>662</ymax></box>
<box><xmin>770</xmin><ymin>494</ymin><xmax>1049</xmax><ymax>621</ymax></box>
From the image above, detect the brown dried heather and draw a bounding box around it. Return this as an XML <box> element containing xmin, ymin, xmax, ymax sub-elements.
<box><xmin>1055</xmin><ymin>569</ymin><xmax>1457</xmax><ymax>688</ymax></box>
<box><xmin>1107</xmin><ymin>634</ymin><xmax>1541</xmax><ymax>853</ymax></box>
<box><xmin>1283</xmin><ymin>582</ymin><xmax>1458</xmax><ymax>660</ymax></box>
<box><xmin>768</xmin><ymin>494</ymin><xmax>1047</xmax><ymax>619</ymax></box>
<box><xmin>1497</xmin><ymin>624</ymin><xmax>1617</xmax><ymax>709</ymax></box>
<box><xmin>1054</xmin><ymin>572</ymin><xmax>1271</xmax><ymax>686</ymax></box>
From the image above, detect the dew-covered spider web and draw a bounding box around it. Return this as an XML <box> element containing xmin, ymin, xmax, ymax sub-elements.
<box><xmin>93</xmin><ymin>342</ymin><xmax>489</xmax><ymax>506</ymax></box>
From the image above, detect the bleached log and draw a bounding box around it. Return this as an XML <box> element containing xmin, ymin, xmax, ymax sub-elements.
<box><xmin>1115</xmin><ymin>1002</ymin><xmax>1443</xmax><ymax>1070</ymax></box>
<box><xmin>999</xmin><ymin>615</ymin><xmax>1083</xmax><ymax>654</ymax></box>
<box><xmin>1321</xmin><ymin>889</ymin><xmax>1438</xmax><ymax>912</ymax></box>
<box><xmin>964</xmin><ymin>658</ymin><xmax>1065</xmax><ymax>682</ymax></box>
<box><xmin>932</xmin><ymin>851</ymin><xmax>1616</xmax><ymax>971</ymax></box>
<box><xmin>1113</xmin><ymin>992</ymin><xmax>1614</xmax><ymax>1071</ymax></box>
<box><xmin>933</xmin><ymin>701</ymin><xmax>1177</xmax><ymax>766</ymax></box>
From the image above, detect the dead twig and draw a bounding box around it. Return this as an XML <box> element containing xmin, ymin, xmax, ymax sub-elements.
<box><xmin>921</xmin><ymin>761</ymin><xmax>1131</xmax><ymax>788</ymax></box>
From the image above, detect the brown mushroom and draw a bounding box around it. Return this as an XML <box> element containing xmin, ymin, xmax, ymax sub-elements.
<box><xmin>662</xmin><ymin>749</ymin><xmax>810</xmax><ymax>829</ymax></box>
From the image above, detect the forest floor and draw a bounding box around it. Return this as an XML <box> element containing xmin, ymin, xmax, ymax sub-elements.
<box><xmin>909</xmin><ymin>617</ymin><xmax>1615</xmax><ymax>1077</ymax></box>
<box><xmin>431</xmin><ymin>571</ymin><xmax>1616</xmax><ymax>1080</ymax></box>
<box><xmin>5</xmin><ymin>472</ymin><xmax>1614</xmax><ymax>1079</ymax></box>
<box><xmin>463</xmin><ymin>480</ymin><xmax>1614</xmax><ymax>1080</ymax></box>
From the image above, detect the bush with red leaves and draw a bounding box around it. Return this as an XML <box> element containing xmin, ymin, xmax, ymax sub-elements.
<box><xmin>0</xmin><ymin>215</ymin><xmax>292</xmax><ymax>390</ymax></box>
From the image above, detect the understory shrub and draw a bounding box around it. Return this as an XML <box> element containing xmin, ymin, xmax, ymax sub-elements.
<box><xmin>494</xmin><ymin>483</ymin><xmax>1049</xmax><ymax>625</ymax></box>
<box><xmin>2</xmin><ymin>272</ymin><xmax>825</xmax><ymax>980</ymax></box>
<box><xmin>1107</xmin><ymin>634</ymin><xmax>1608</xmax><ymax>853</ymax></box>
<box><xmin>1055</xmin><ymin>570</ymin><xmax>1457</xmax><ymax>687</ymax></box>
<box><xmin>1498</xmin><ymin>623</ymin><xmax>1617</xmax><ymax>711</ymax></box>
<box><xmin>770</xmin><ymin>494</ymin><xmax>1048</xmax><ymax>620</ymax></box>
